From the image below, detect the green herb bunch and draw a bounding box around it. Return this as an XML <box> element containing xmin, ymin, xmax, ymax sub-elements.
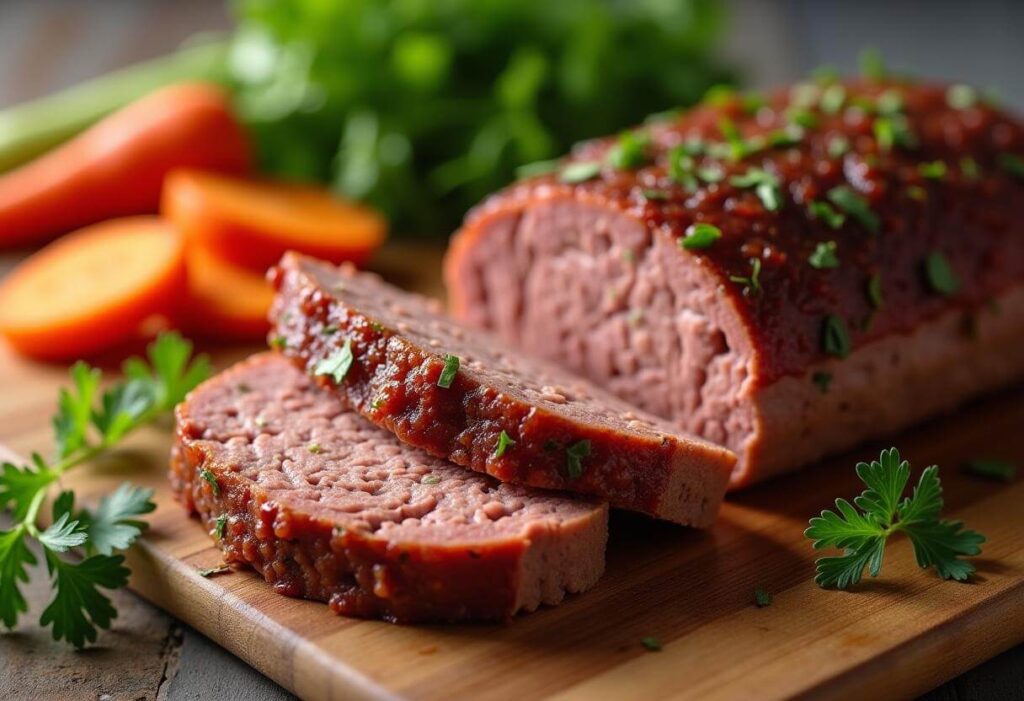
<box><xmin>805</xmin><ymin>448</ymin><xmax>985</xmax><ymax>588</ymax></box>
<box><xmin>0</xmin><ymin>332</ymin><xmax>209</xmax><ymax>647</ymax></box>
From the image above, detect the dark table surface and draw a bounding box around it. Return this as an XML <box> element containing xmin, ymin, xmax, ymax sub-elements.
<box><xmin>0</xmin><ymin>1</ymin><xmax>1020</xmax><ymax>699</ymax></box>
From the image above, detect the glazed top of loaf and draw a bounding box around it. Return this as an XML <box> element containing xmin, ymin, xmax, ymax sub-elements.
<box><xmin>465</xmin><ymin>78</ymin><xmax>1024</xmax><ymax>383</ymax></box>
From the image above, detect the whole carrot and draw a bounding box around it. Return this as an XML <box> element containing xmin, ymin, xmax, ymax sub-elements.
<box><xmin>0</xmin><ymin>82</ymin><xmax>250</xmax><ymax>248</ymax></box>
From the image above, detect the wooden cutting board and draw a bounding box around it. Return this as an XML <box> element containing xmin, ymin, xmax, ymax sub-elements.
<box><xmin>0</xmin><ymin>246</ymin><xmax>1022</xmax><ymax>701</ymax></box>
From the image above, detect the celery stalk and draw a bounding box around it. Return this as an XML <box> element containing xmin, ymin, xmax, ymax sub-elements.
<box><xmin>0</xmin><ymin>39</ymin><xmax>231</xmax><ymax>173</ymax></box>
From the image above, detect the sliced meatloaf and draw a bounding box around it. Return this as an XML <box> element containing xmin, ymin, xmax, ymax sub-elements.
<box><xmin>269</xmin><ymin>253</ymin><xmax>735</xmax><ymax>526</ymax></box>
<box><xmin>445</xmin><ymin>78</ymin><xmax>1024</xmax><ymax>487</ymax></box>
<box><xmin>171</xmin><ymin>353</ymin><xmax>607</xmax><ymax>623</ymax></box>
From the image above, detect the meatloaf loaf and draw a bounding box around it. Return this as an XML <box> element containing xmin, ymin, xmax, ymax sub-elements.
<box><xmin>171</xmin><ymin>353</ymin><xmax>607</xmax><ymax>623</ymax></box>
<box><xmin>269</xmin><ymin>253</ymin><xmax>736</xmax><ymax>526</ymax></box>
<box><xmin>445</xmin><ymin>78</ymin><xmax>1024</xmax><ymax>487</ymax></box>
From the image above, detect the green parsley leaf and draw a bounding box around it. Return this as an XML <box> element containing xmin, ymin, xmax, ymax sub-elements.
<box><xmin>827</xmin><ymin>186</ymin><xmax>880</xmax><ymax>233</ymax></box>
<box><xmin>214</xmin><ymin>514</ymin><xmax>228</xmax><ymax>539</ymax></box>
<box><xmin>493</xmin><ymin>431</ymin><xmax>516</xmax><ymax>458</ymax></box>
<box><xmin>314</xmin><ymin>339</ymin><xmax>354</xmax><ymax>384</ymax></box>
<box><xmin>421</xmin><ymin>475</ymin><xmax>442</xmax><ymax>486</ymax></box>
<box><xmin>40</xmin><ymin>551</ymin><xmax>130</xmax><ymax>649</ymax></box>
<box><xmin>819</xmin><ymin>84</ymin><xmax>846</xmax><ymax>115</ymax></box>
<box><xmin>730</xmin><ymin>168</ymin><xmax>782</xmax><ymax>211</ymax></box>
<box><xmin>437</xmin><ymin>354</ymin><xmax>460</xmax><ymax>388</ymax></box>
<box><xmin>964</xmin><ymin>459</ymin><xmax>1017</xmax><ymax>482</ymax></box>
<box><xmin>79</xmin><ymin>483</ymin><xmax>156</xmax><ymax>556</ymax></box>
<box><xmin>808</xmin><ymin>241</ymin><xmax>839</xmax><ymax>269</ymax></box>
<box><xmin>307</xmin><ymin>442</ymin><xmax>323</xmax><ymax>454</ymax></box>
<box><xmin>811</xmin><ymin>371</ymin><xmax>832</xmax><ymax>394</ymax></box>
<box><xmin>876</xmin><ymin>89</ymin><xmax>904</xmax><ymax>115</ymax></box>
<box><xmin>92</xmin><ymin>380</ymin><xmax>155</xmax><ymax>446</ymax></box>
<box><xmin>767</xmin><ymin>126</ymin><xmax>804</xmax><ymax>148</ymax></box>
<box><xmin>0</xmin><ymin>527</ymin><xmax>36</xmax><ymax>629</ymax></box>
<box><xmin>678</xmin><ymin>223</ymin><xmax>722</xmax><ymax>251</ymax></box>
<box><xmin>729</xmin><ymin>258</ymin><xmax>762</xmax><ymax>295</ymax></box>
<box><xmin>269</xmin><ymin>335</ymin><xmax>288</xmax><ymax>350</ymax></box>
<box><xmin>806</xmin><ymin>448</ymin><xmax>986</xmax><ymax>588</ymax></box>
<box><xmin>946</xmin><ymin>84</ymin><xmax>977</xmax><ymax>110</ymax></box>
<box><xmin>786</xmin><ymin>107</ymin><xmax>819</xmax><ymax>130</ymax></box>
<box><xmin>123</xmin><ymin>332</ymin><xmax>211</xmax><ymax>410</ymax></box>
<box><xmin>641</xmin><ymin>636</ymin><xmax>662</xmax><ymax>652</ymax></box>
<box><xmin>199</xmin><ymin>469</ymin><xmax>220</xmax><ymax>497</ymax></box>
<box><xmin>606</xmin><ymin>131</ymin><xmax>651</xmax><ymax>170</ymax></box>
<box><xmin>822</xmin><ymin>314</ymin><xmax>851</xmax><ymax>358</ymax></box>
<box><xmin>53</xmin><ymin>362</ymin><xmax>100</xmax><ymax>459</ymax></box>
<box><xmin>0</xmin><ymin>460</ymin><xmax>58</xmax><ymax>522</ymax></box>
<box><xmin>198</xmin><ymin>564</ymin><xmax>232</xmax><ymax>578</ymax></box>
<box><xmin>997</xmin><ymin>153</ymin><xmax>1024</xmax><ymax>179</ymax></box>
<box><xmin>754</xmin><ymin>588</ymin><xmax>772</xmax><ymax>607</ymax></box>
<box><xmin>827</xmin><ymin>135</ymin><xmax>851</xmax><ymax>159</ymax></box>
<box><xmin>918</xmin><ymin>161</ymin><xmax>948</xmax><ymax>180</ymax></box>
<box><xmin>924</xmin><ymin>251</ymin><xmax>960</xmax><ymax>296</ymax></box>
<box><xmin>668</xmin><ymin>146</ymin><xmax>698</xmax><ymax>191</ymax></box>
<box><xmin>566</xmin><ymin>440</ymin><xmax>591</xmax><ymax>480</ymax></box>
<box><xmin>516</xmin><ymin>159</ymin><xmax>560</xmax><ymax>179</ymax></box>
<box><xmin>559</xmin><ymin>161</ymin><xmax>601</xmax><ymax>184</ymax></box>
<box><xmin>37</xmin><ymin>513</ymin><xmax>88</xmax><ymax>553</ymax></box>
<box><xmin>718</xmin><ymin>117</ymin><xmax>748</xmax><ymax>160</ymax></box>
<box><xmin>808</xmin><ymin>200</ymin><xmax>845</xmax><ymax>229</ymax></box>
<box><xmin>873</xmin><ymin>114</ymin><xmax>916</xmax><ymax>152</ymax></box>
<box><xmin>696</xmin><ymin>164</ymin><xmax>725</xmax><ymax>183</ymax></box>
<box><xmin>641</xmin><ymin>188</ymin><xmax>669</xmax><ymax>201</ymax></box>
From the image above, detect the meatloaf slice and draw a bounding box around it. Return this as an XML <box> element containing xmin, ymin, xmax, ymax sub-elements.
<box><xmin>171</xmin><ymin>353</ymin><xmax>607</xmax><ymax>623</ymax></box>
<box><xmin>445</xmin><ymin>78</ymin><xmax>1024</xmax><ymax>487</ymax></box>
<box><xmin>269</xmin><ymin>253</ymin><xmax>735</xmax><ymax>527</ymax></box>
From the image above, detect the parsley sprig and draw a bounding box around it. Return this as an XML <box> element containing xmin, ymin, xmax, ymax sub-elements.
<box><xmin>0</xmin><ymin>332</ymin><xmax>209</xmax><ymax>647</ymax></box>
<box><xmin>805</xmin><ymin>448</ymin><xmax>985</xmax><ymax>589</ymax></box>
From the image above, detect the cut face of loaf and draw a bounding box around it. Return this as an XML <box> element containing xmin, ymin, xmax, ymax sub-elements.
<box><xmin>171</xmin><ymin>353</ymin><xmax>608</xmax><ymax>623</ymax></box>
<box><xmin>269</xmin><ymin>253</ymin><xmax>736</xmax><ymax>526</ymax></box>
<box><xmin>445</xmin><ymin>79</ymin><xmax>1024</xmax><ymax>487</ymax></box>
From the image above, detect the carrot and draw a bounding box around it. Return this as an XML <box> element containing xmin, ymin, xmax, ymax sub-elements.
<box><xmin>180</xmin><ymin>245</ymin><xmax>274</xmax><ymax>341</ymax></box>
<box><xmin>0</xmin><ymin>83</ymin><xmax>250</xmax><ymax>249</ymax></box>
<box><xmin>162</xmin><ymin>169</ymin><xmax>386</xmax><ymax>273</ymax></box>
<box><xmin>0</xmin><ymin>218</ymin><xmax>186</xmax><ymax>361</ymax></box>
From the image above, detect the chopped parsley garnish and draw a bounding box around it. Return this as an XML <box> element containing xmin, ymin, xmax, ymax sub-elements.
<box><xmin>718</xmin><ymin>117</ymin><xmax>748</xmax><ymax>160</ymax></box>
<box><xmin>516</xmin><ymin>159</ymin><xmax>561</xmax><ymax>179</ymax></box>
<box><xmin>827</xmin><ymin>135</ymin><xmax>851</xmax><ymax>159</ymax></box>
<box><xmin>924</xmin><ymin>252</ymin><xmax>960</xmax><ymax>296</ymax></box>
<box><xmin>437</xmin><ymin>354</ymin><xmax>460</xmax><ymax>388</ymax></box>
<box><xmin>369</xmin><ymin>320</ymin><xmax>385</xmax><ymax>333</ymax></box>
<box><xmin>808</xmin><ymin>201</ymin><xmax>845</xmax><ymax>229</ymax></box>
<box><xmin>728</xmin><ymin>258</ymin><xmax>762</xmax><ymax>295</ymax></box>
<box><xmin>197</xmin><ymin>564</ymin><xmax>231</xmax><ymax>578</ymax></box>
<box><xmin>214</xmin><ymin>514</ymin><xmax>228</xmax><ymax>540</ymax></box>
<box><xmin>819</xmin><ymin>84</ymin><xmax>846</xmax><ymax>115</ymax></box>
<box><xmin>873</xmin><ymin>114</ymin><xmax>916</xmax><ymax>152</ymax></box>
<box><xmin>960</xmin><ymin>157</ymin><xmax>982</xmax><ymax>180</ymax></box>
<box><xmin>641</xmin><ymin>636</ymin><xmax>663</xmax><ymax>652</ymax></box>
<box><xmin>678</xmin><ymin>222</ymin><xmax>722</xmax><ymax>250</ymax></box>
<box><xmin>559</xmin><ymin>161</ymin><xmax>601</xmax><ymax>184</ymax></box>
<box><xmin>767</xmin><ymin>126</ymin><xmax>804</xmax><ymax>148</ymax></box>
<box><xmin>493</xmin><ymin>431</ymin><xmax>516</xmax><ymax>458</ymax></box>
<box><xmin>805</xmin><ymin>448</ymin><xmax>985</xmax><ymax>588</ymax></box>
<box><xmin>754</xmin><ymin>588</ymin><xmax>772</xmax><ymax>607</ymax></box>
<box><xmin>875</xmin><ymin>89</ymin><xmax>903</xmax><ymax>115</ymax></box>
<box><xmin>808</xmin><ymin>241</ymin><xmax>839</xmax><ymax>269</ymax></box>
<box><xmin>867</xmin><ymin>273</ymin><xmax>884</xmax><ymax>309</ymax></box>
<box><xmin>422</xmin><ymin>475</ymin><xmax>442</xmax><ymax>485</ymax></box>
<box><xmin>200</xmin><ymin>469</ymin><xmax>220</xmax><ymax>497</ymax></box>
<box><xmin>641</xmin><ymin>188</ymin><xmax>669</xmax><ymax>201</ymax></box>
<box><xmin>812</xmin><ymin>371</ymin><xmax>832</xmax><ymax>394</ymax></box>
<box><xmin>729</xmin><ymin>168</ymin><xmax>781</xmax><ymax>211</ymax></box>
<box><xmin>566</xmin><ymin>440</ymin><xmax>592</xmax><ymax>480</ymax></box>
<box><xmin>822</xmin><ymin>314</ymin><xmax>851</xmax><ymax>358</ymax></box>
<box><xmin>696</xmin><ymin>164</ymin><xmax>725</xmax><ymax>183</ymax></box>
<box><xmin>786</xmin><ymin>107</ymin><xmax>819</xmax><ymax>130</ymax></box>
<box><xmin>322</xmin><ymin>325</ymin><xmax>339</xmax><ymax>335</ymax></box>
<box><xmin>964</xmin><ymin>459</ymin><xmax>1017</xmax><ymax>483</ymax></box>
<box><xmin>997</xmin><ymin>153</ymin><xmax>1024</xmax><ymax>179</ymax></box>
<box><xmin>269</xmin><ymin>335</ymin><xmax>288</xmax><ymax>351</ymax></box>
<box><xmin>668</xmin><ymin>146</ymin><xmax>698</xmax><ymax>191</ymax></box>
<box><xmin>918</xmin><ymin>161</ymin><xmax>948</xmax><ymax>180</ymax></box>
<box><xmin>859</xmin><ymin>47</ymin><xmax>886</xmax><ymax>81</ymax></box>
<box><xmin>827</xmin><ymin>186</ymin><xmax>880</xmax><ymax>233</ymax></box>
<box><xmin>307</xmin><ymin>442</ymin><xmax>323</xmax><ymax>454</ymax></box>
<box><xmin>606</xmin><ymin>131</ymin><xmax>651</xmax><ymax>170</ymax></box>
<box><xmin>313</xmin><ymin>339</ymin><xmax>354</xmax><ymax>384</ymax></box>
<box><xmin>790</xmin><ymin>83</ymin><xmax>820</xmax><ymax>109</ymax></box>
<box><xmin>946</xmin><ymin>84</ymin><xmax>977</xmax><ymax>110</ymax></box>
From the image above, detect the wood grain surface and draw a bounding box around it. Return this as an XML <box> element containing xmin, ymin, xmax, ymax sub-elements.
<box><xmin>0</xmin><ymin>245</ymin><xmax>1021</xmax><ymax>701</ymax></box>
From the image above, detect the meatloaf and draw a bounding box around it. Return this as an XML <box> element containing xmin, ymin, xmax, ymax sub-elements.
<box><xmin>269</xmin><ymin>253</ymin><xmax>735</xmax><ymax>526</ymax></box>
<box><xmin>171</xmin><ymin>353</ymin><xmax>607</xmax><ymax>623</ymax></box>
<box><xmin>445</xmin><ymin>77</ymin><xmax>1024</xmax><ymax>487</ymax></box>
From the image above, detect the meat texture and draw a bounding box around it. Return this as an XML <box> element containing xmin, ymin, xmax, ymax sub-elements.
<box><xmin>445</xmin><ymin>79</ymin><xmax>1024</xmax><ymax>486</ymax></box>
<box><xmin>269</xmin><ymin>253</ymin><xmax>735</xmax><ymax>526</ymax></box>
<box><xmin>171</xmin><ymin>353</ymin><xmax>608</xmax><ymax>623</ymax></box>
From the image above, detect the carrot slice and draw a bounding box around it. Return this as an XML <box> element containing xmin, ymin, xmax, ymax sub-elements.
<box><xmin>0</xmin><ymin>217</ymin><xmax>186</xmax><ymax>360</ymax></box>
<box><xmin>162</xmin><ymin>170</ymin><xmax>387</xmax><ymax>273</ymax></box>
<box><xmin>181</xmin><ymin>245</ymin><xmax>273</xmax><ymax>341</ymax></box>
